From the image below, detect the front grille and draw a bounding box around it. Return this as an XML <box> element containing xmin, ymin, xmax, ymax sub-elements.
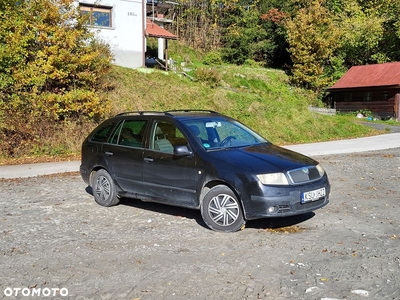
<box><xmin>287</xmin><ymin>166</ymin><xmax>322</xmax><ymax>184</ymax></box>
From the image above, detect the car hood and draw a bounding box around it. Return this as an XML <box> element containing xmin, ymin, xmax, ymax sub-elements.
<box><xmin>207</xmin><ymin>143</ymin><xmax>317</xmax><ymax>173</ymax></box>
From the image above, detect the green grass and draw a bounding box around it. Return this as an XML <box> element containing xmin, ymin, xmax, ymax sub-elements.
<box><xmin>104</xmin><ymin>64</ymin><xmax>378</xmax><ymax>146</ymax></box>
<box><xmin>0</xmin><ymin>42</ymin><xmax>385</xmax><ymax>164</ymax></box>
<box><xmin>0</xmin><ymin>43</ymin><xmax>386</xmax><ymax>163</ymax></box>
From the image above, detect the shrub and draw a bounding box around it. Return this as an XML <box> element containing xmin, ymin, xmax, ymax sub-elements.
<box><xmin>203</xmin><ymin>51</ymin><xmax>223</xmax><ymax>65</ymax></box>
<box><xmin>194</xmin><ymin>67</ymin><xmax>222</xmax><ymax>88</ymax></box>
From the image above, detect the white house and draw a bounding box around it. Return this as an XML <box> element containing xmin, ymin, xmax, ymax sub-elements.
<box><xmin>76</xmin><ymin>0</ymin><xmax>176</xmax><ymax>69</ymax></box>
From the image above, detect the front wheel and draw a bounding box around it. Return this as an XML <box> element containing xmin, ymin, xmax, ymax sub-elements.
<box><xmin>201</xmin><ymin>185</ymin><xmax>245</xmax><ymax>232</ymax></box>
<box><xmin>92</xmin><ymin>169</ymin><xmax>119</xmax><ymax>207</ymax></box>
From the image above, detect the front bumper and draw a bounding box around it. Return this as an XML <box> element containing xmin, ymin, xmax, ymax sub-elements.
<box><xmin>243</xmin><ymin>177</ymin><xmax>330</xmax><ymax>220</ymax></box>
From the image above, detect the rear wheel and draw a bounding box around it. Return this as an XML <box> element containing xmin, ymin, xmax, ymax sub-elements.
<box><xmin>92</xmin><ymin>169</ymin><xmax>119</xmax><ymax>207</ymax></box>
<box><xmin>201</xmin><ymin>185</ymin><xmax>245</xmax><ymax>232</ymax></box>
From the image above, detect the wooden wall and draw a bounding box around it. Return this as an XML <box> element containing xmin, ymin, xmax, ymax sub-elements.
<box><xmin>334</xmin><ymin>99</ymin><xmax>395</xmax><ymax>117</ymax></box>
<box><xmin>331</xmin><ymin>87</ymin><xmax>399</xmax><ymax>118</ymax></box>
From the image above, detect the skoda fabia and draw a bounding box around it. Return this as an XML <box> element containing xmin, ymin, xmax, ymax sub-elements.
<box><xmin>80</xmin><ymin>110</ymin><xmax>330</xmax><ymax>232</ymax></box>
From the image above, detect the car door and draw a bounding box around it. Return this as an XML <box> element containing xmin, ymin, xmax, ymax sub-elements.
<box><xmin>142</xmin><ymin>119</ymin><xmax>199</xmax><ymax>208</ymax></box>
<box><xmin>102</xmin><ymin>119</ymin><xmax>147</xmax><ymax>196</ymax></box>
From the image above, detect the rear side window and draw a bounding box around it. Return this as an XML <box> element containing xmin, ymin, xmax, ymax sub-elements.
<box><xmin>90</xmin><ymin>121</ymin><xmax>117</xmax><ymax>143</ymax></box>
<box><xmin>110</xmin><ymin>119</ymin><xmax>148</xmax><ymax>147</ymax></box>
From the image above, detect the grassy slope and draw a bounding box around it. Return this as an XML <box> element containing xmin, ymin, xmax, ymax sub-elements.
<box><xmin>105</xmin><ymin>65</ymin><xmax>376</xmax><ymax>146</ymax></box>
<box><xmin>0</xmin><ymin>63</ymin><xmax>379</xmax><ymax>165</ymax></box>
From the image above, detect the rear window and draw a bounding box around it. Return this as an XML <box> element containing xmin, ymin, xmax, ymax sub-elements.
<box><xmin>90</xmin><ymin>121</ymin><xmax>118</xmax><ymax>143</ymax></box>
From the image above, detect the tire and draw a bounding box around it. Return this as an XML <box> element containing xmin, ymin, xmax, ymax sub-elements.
<box><xmin>92</xmin><ymin>169</ymin><xmax>119</xmax><ymax>207</ymax></box>
<box><xmin>201</xmin><ymin>185</ymin><xmax>245</xmax><ymax>232</ymax></box>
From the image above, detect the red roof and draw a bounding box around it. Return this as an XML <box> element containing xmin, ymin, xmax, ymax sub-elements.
<box><xmin>329</xmin><ymin>62</ymin><xmax>400</xmax><ymax>90</ymax></box>
<box><xmin>145</xmin><ymin>20</ymin><xmax>177</xmax><ymax>40</ymax></box>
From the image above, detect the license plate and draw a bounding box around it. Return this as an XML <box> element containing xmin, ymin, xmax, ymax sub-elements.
<box><xmin>301</xmin><ymin>187</ymin><xmax>326</xmax><ymax>203</ymax></box>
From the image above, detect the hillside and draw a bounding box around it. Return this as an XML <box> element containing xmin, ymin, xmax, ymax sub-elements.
<box><xmin>0</xmin><ymin>64</ymin><xmax>378</xmax><ymax>165</ymax></box>
<box><xmin>104</xmin><ymin>64</ymin><xmax>375</xmax><ymax>146</ymax></box>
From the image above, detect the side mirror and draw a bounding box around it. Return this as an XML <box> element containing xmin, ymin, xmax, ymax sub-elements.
<box><xmin>174</xmin><ymin>145</ymin><xmax>193</xmax><ymax>157</ymax></box>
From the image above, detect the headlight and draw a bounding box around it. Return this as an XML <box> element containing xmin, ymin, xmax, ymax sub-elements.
<box><xmin>316</xmin><ymin>164</ymin><xmax>325</xmax><ymax>177</ymax></box>
<box><xmin>257</xmin><ymin>173</ymin><xmax>289</xmax><ymax>185</ymax></box>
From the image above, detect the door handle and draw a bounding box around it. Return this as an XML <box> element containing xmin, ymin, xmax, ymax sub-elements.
<box><xmin>144</xmin><ymin>157</ymin><xmax>153</xmax><ymax>163</ymax></box>
<box><xmin>105</xmin><ymin>151</ymin><xmax>113</xmax><ymax>156</ymax></box>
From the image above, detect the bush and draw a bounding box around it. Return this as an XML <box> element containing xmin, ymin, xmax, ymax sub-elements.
<box><xmin>244</xmin><ymin>59</ymin><xmax>262</xmax><ymax>68</ymax></box>
<box><xmin>203</xmin><ymin>51</ymin><xmax>223</xmax><ymax>65</ymax></box>
<box><xmin>194</xmin><ymin>67</ymin><xmax>222</xmax><ymax>88</ymax></box>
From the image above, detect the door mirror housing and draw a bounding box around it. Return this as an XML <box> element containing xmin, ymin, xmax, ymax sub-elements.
<box><xmin>174</xmin><ymin>145</ymin><xmax>193</xmax><ymax>157</ymax></box>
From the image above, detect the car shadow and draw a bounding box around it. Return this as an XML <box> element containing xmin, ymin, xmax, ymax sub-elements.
<box><xmin>245</xmin><ymin>212</ymin><xmax>315</xmax><ymax>230</ymax></box>
<box><xmin>85</xmin><ymin>186</ymin><xmax>93</xmax><ymax>195</ymax></box>
<box><xmin>119</xmin><ymin>197</ymin><xmax>315</xmax><ymax>231</ymax></box>
<box><xmin>85</xmin><ymin>186</ymin><xmax>315</xmax><ymax>231</ymax></box>
<box><xmin>118</xmin><ymin>197</ymin><xmax>208</xmax><ymax>228</ymax></box>
<box><xmin>85</xmin><ymin>186</ymin><xmax>208</xmax><ymax>228</ymax></box>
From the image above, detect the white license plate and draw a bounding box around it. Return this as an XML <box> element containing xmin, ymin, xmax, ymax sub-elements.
<box><xmin>301</xmin><ymin>187</ymin><xmax>326</xmax><ymax>203</ymax></box>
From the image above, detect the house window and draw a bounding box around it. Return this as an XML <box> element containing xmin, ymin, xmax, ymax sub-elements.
<box><xmin>345</xmin><ymin>93</ymin><xmax>352</xmax><ymax>101</ymax></box>
<box><xmin>80</xmin><ymin>4</ymin><xmax>112</xmax><ymax>27</ymax></box>
<box><xmin>383</xmin><ymin>91</ymin><xmax>388</xmax><ymax>100</ymax></box>
<box><xmin>363</xmin><ymin>92</ymin><xmax>372</xmax><ymax>101</ymax></box>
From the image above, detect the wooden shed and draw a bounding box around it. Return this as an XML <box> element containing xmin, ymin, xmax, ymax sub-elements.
<box><xmin>327</xmin><ymin>62</ymin><xmax>400</xmax><ymax>120</ymax></box>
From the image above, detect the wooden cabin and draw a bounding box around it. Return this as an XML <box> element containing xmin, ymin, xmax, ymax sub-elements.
<box><xmin>327</xmin><ymin>62</ymin><xmax>400</xmax><ymax>120</ymax></box>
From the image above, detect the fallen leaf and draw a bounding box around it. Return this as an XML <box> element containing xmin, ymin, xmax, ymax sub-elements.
<box><xmin>320</xmin><ymin>277</ymin><xmax>328</xmax><ymax>282</ymax></box>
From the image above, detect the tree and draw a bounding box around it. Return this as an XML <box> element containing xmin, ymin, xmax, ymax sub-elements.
<box><xmin>358</xmin><ymin>0</ymin><xmax>400</xmax><ymax>62</ymax></box>
<box><xmin>0</xmin><ymin>0</ymin><xmax>113</xmax><ymax>157</ymax></box>
<box><xmin>0</xmin><ymin>0</ymin><xmax>112</xmax><ymax>124</ymax></box>
<box><xmin>221</xmin><ymin>4</ymin><xmax>269</xmax><ymax>65</ymax></box>
<box><xmin>260</xmin><ymin>8</ymin><xmax>291</xmax><ymax>68</ymax></box>
<box><xmin>174</xmin><ymin>0</ymin><xmax>222</xmax><ymax>50</ymax></box>
<box><xmin>285</xmin><ymin>0</ymin><xmax>341</xmax><ymax>91</ymax></box>
<box><xmin>338</xmin><ymin>0</ymin><xmax>386</xmax><ymax>65</ymax></box>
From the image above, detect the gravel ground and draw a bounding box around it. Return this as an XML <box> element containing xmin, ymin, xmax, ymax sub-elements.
<box><xmin>1</xmin><ymin>148</ymin><xmax>399</xmax><ymax>300</ymax></box>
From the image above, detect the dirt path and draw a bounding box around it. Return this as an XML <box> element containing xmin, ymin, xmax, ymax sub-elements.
<box><xmin>1</xmin><ymin>149</ymin><xmax>399</xmax><ymax>300</ymax></box>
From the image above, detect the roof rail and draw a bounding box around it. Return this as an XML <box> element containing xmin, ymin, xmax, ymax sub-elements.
<box><xmin>164</xmin><ymin>110</ymin><xmax>218</xmax><ymax>115</ymax></box>
<box><xmin>115</xmin><ymin>111</ymin><xmax>165</xmax><ymax>117</ymax></box>
<box><xmin>114</xmin><ymin>110</ymin><xmax>219</xmax><ymax>117</ymax></box>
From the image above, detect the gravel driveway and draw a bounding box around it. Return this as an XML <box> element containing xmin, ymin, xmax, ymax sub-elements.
<box><xmin>1</xmin><ymin>148</ymin><xmax>399</xmax><ymax>300</ymax></box>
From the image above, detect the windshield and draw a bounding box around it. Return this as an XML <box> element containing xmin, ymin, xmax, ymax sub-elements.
<box><xmin>183</xmin><ymin>118</ymin><xmax>268</xmax><ymax>150</ymax></box>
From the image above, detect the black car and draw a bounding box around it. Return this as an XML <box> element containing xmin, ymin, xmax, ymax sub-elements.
<box><xmin>80</xmin><ymin>110</ymin><xmax>330</xmax><ymax>232</ymax></box>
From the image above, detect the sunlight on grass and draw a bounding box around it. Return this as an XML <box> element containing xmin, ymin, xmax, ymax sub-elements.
<box><xmin>103</xmin><ymin>65</ymin><xmax>379</xmax><ymax>146</ymax></box>
<box><xmin>2</xmin><ymin>40</ymin><xmax>389</xmax><ymax>162</ymax></box>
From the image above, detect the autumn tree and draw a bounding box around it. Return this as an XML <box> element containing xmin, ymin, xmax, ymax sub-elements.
<box><xmin>0</xmin><ymin>0</ymin><xmax>113</xmax><ymax>156</ymax></box>
<box><xmin>0</xmin><ymin>0</ymin><xmax>112</xmax><ymax>121</ymax></box>
<box><xmin>285</xmin><ymin>0</ymin><xmax>341</xmax><ymax>91</ymax></box>
<box><xmin>260</xmin><ymin>7</ymin><xmax>290</xmax><ymax>68</ymax></box>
